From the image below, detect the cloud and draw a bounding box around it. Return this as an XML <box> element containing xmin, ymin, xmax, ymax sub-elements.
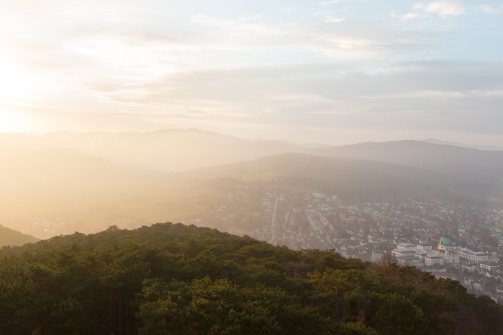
<box><xmin>390</xmin><ymin>10</ymin><xmax>428</xmax><ymax>21</ymax></box>
<box><xmin>10</xmin><ymin>59</ymin><xmax>503</xmax><ymax>144</ymax></box>
<box><xmin>478</xmin><ymin>4</ymin><xmax>503</xmax><ymax>14</ymax></box>
<box><xmin>321</xmin><ymin>0</ymin><xmax>364</xmax><ymax>5</ymax></box>
<box><xmin>1</xmin><ymin>1</ymin><xmax>440</xmax><ymax>135</ymax></box>
<box><xmin>1</xmin><ymin>0</ymin><xmax>501</xmax><ymax>145</ymax></box>
<box><xmin>311</xmin><ymin>9</ymin><xmax>346</xmax><ymax>23</ymax></box>
<box><xmin>414</xmin><ymin>1</ymin><xmax>465</xmax><ymax>17</ymax></box>
<box><xmin>81</xmin><ymin>60</ymin><xmax>501</xmax><ymax>135</ymax></box>
<box><xmin>392</xmin><ymin>1</ymin><xmax>465</xmax><ymax>20</ymax></box>
<box><xmin>322</xmin><ymin>0</ymin><xmax>342</xmax><ymax>5</ymax></box>
<box><xmin>188</xmin><ymin>13</ymin><xmax>433</xmax><ymax>62</ymax></box>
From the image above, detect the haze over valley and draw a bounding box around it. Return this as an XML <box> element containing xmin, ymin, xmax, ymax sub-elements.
<box><xmin>1</xmin><ymin>129</ymin><xmax>502</xmax><ymax>239</ymax></box>
<box><xmin>1</xmin><ymin>1</ymin><xmax>503</xmax><ymax>333</ymax></box>
<box><xmin>2</xmin><ymin>129</ymin><xmax>503</xmax><ymax>304</ymax></box>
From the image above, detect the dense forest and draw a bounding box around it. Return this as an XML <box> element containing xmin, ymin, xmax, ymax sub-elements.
<box><xmin>0</xmin><ymin>223</ymin><xmax>502</xmax><ymax>335</ymax></box>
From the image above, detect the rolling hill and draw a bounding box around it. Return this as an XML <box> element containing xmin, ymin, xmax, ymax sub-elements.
<box><xmin>316</xmin><ymin>140</ymin><xmax>503</xmax><ymax>184</ymax></box>
<box><xmin>0</xmin><ymin>141</ymin><xmax>154</xmax><ymax>210</ymax></box>
<box><xmin>9</xmin><ymin>129</ymin><xmax>310</xmax><ymax>172</ymax></box>
<box><xmin>0</xmin><ymin>223</ymin><xmax>501</xmax><ymax>335</ymax></box>
<box><xmin>1</xmin><ymin>131</ymin><xmax>502</xmax><ymax>238</ymax></box>
<box><xmin>0</xmin><ymin>225</ymin><xmax>38</xmax><ymax>247</ymax></box>
<box><xmin>178</xmin><ymin>152</ymin><xmax>499</xmax><ymax>205</ymax></box>
<box><xmin>422</xmin><ymin>138</ymin><xmax>503</xmax><ymax>151</ymax></box>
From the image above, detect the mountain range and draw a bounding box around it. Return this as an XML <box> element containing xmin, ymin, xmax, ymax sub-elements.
<box><xmin>422</xmin><ymin>138</ymin><xmax>503</xmax><ymax>152</ymax></box>
<box><xmin>1</xmin><ymin>129</ymin><xmax>502</xmax><ymax>238</ymax></box>
<box><xmin>1</xmin><ymin>129</ymin><xmax>310</xmax><ymax>172</ymax></box>
<box><xmin>316</xmin><ymin>140</ymin><xmax>503</xmax><ymax>184</ymax></box>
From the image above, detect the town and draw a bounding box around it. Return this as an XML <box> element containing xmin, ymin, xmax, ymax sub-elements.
<box><xmin>192</xmin><ymin>183</ymin><xmax>503</xmax><ymax>302</ymax></box>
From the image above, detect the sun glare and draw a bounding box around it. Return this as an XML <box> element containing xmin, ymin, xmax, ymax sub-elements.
<box><xmin>0</xmin><ymin>54</ymin><xmax>47</xmax><ymax>133</ymax></box>
<box><xmin>0</xmin><ymin>110</ymin><xmax>32</xmax><ymax>133</ymax></box>
<box><xmin>0</xmin><ymin>55</ymin><xmax>35</xmax><ymax>99</ymax></box>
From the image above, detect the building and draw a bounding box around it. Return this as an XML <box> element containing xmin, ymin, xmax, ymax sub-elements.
<box><xmin>480</xmin><ymin>262</ymin><xmax>499</xmax><ymax>272</ymax></box>
<box><xmin>436</xmin><ymin>237</ymin><xmax>459</xmax><ymax>264</ymax></box>
<box><xmin>372</xmin><ymin>251</ymin><xmax>384</xmax><ymax>263</ymax></box>
<box><xmin>438</xmin><ymin>237</ymin><xmax>453</xmax><ymax>251</ymax></box>
<box><xmin>392</xmin><ymin>243</ymin><xmax>417</xmax><ymax>258</ymax></box>
<box><xmin>459</xmin><ymin>248</ymin><xmax>489</xmax><ymax>263</ymax></box>
<box><xmin>417</xmin><ymin>242</ymin><xmax>433</xmax><ymax>252</ymax></box>
<box><xmin>425</xmin><ymin>254</ymin><xmax>444</xmax><ymax>266</ymax></box>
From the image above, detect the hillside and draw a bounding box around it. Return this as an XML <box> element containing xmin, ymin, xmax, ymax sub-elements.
<box><xmin>0</xmin><ymin>225</ymin><xmax>38</xmax><ymax>247</ymax></box>
<box><xmin>0</xmin><ymin>141</ymin><xmax>158</xmax><ymax>210</ymax></box>
<box><xmin>317</xmin><ymin>140</ymin><xmax>503</xmax><ymax>184</ymax></box>
<box><xmin>1</xmin><ymin>133</ymin><xmax>502</xmax><ymax>239</ymax></box>
<box><xmin>422</xmin><ymin>139</ymin><xmax>503</xmax><ymax>152</ymax></box>
<box><xmin>3</xmin><ymin>129</ymin><xmax>310</xmax><ymax>172</ymax></box>
<box><xmin>0</xmin><ymin>142</ymin><xmax>144</xmax><ymax>196</ymax></box>
<box><xmin>0</xmin><ymin>141</ymin><xmax>169</xmax><ymax>237</ymax></box>
<box><xmin>1</xmin><ymin>148</ymin><xmax>500</xmax><ymax>239</ymax></box>
<box><xmin>180</xmin><ymin>153</ymin><xmax>495</xmax><ymax>205</ymax></box>
<box><xmin>1</xmin><ymin>223</ymin><xmax>502</xmax><ymax>335</ymax></box>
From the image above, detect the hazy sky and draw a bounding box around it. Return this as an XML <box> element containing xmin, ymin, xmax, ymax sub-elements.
<box><xmin>0</xmin><ymin>0</ymin><xmax>502</xmax><ymax>145</ymax></box>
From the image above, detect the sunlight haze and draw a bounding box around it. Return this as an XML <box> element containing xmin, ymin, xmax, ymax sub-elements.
<box><xmin>2</xmin><ymin>2</ymin><xmax>503</xmax><ymax>332</ymax></box>
<box><xmin>0</xmin><ymin>0</ymin><xmax>502</xmax><ymax>145</ymax></box>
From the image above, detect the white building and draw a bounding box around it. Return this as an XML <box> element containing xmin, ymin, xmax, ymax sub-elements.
<box><xmin>459</xmin><ymin>248</ymin><xmax>489</xmax><ymax>263</ymax></box>
<box><xmin>392</xmin><ymin>243</ymin><xmax>417</xmax><ymax>258</ymax></box>
<box><xmin>417</xmin><ymin>242</ymin><xmax>433</xmax><ymax>252</ymax></box>
<box><xmin>480</xmin><ymin>262</ymin><xmax>499</xmax><ymax>272</ymax></box>
<box><xmin>436</xmin><ymin>237</ymin><xmax>460</xmax><ymax>264</ymax></box>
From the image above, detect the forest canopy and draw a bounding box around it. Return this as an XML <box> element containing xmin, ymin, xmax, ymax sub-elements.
<box><xmin>0</xmin><ymin>222</ymin><xmax>502</xmax><ymax>335</ymax></box>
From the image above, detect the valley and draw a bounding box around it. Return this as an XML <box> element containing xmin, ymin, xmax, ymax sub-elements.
<box><xmin>2</xmin><ymin>130</ymin><xmax>503</xmax><ymax>301</ymax></box>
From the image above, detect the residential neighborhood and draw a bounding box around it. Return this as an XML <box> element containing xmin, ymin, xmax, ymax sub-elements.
<box><xmin>192</xmin><ymin>184</ymin><xmax>503</xmax><ymax>302</ymax></box>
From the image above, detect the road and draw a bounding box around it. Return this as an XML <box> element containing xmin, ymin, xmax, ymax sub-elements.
<box><xmin>268</xmin><ymin>198</ymin><xmax>280</xmax><ymax>244</ymax></box>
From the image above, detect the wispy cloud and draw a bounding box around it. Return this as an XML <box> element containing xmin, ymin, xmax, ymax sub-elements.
<box><xmin>188</xmin><ymin>13</ymin><xmax>432</xmax><ymax>62</ymax></box>
<box><xmin>0</xmin><ymin>0</ymin><xmax>502</xmax><ymax>144</ymax></box>
<box><xmin>322</xmin><ymin>0</ymin><xmax>342</xmax><ymax>5</ymax></box>
<box><xmin>392</xmin><ymin>1</ymin><xmax>465</xmax><ymax>20</ymax></box>
<box><xmin>311</xmin><ymin>9</ymin><xmax>346</xmax><ymax>23</ymax></box>
<box><xmin>321</xmin><ymin>0</ymin><xmax>364</xmax><ymax>5</ymax></box>
<box><xmin>478</xmin><ymin>4</ymin><xmax>503</xmax><ymax>14</ymax></box>
<box><xmin>414</xmin><ymin>1</ymin><xmax>465</xmax><ymax>17</ymax></box>
<box><xmin>390</xmin><ymin>10</ymin><xmax>427</xmax><ymax>21</ymax></box>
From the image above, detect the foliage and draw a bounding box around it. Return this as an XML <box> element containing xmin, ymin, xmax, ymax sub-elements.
<box><xmin>0</xmin><ymin>222</ymin><xmax>502</xmax><ymax>335</ymax></box>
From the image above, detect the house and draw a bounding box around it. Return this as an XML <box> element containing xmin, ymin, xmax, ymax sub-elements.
<box><xmin>392</xmin><ymin>243</ymin><xmax>417</xmax><ymax>257</ymax></box>
<box><xmin>425</xmin><ymin>254</ymin><xmax>444</xmax><ymax>266</ymax></box>
<box><xmin>480</xmin><ymin>262</ymin><xmax>499</xmax><ymax>272</ymax></box>
<box><xmin>459</xmin><ymin>248</ymin><xmax>489</xmax><ymax>263</ymax></box>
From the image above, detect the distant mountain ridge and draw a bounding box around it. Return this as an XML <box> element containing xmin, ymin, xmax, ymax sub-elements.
<box><xmin>179</xmin><ymin>152</ymin><xmax>500</xmax><ymax>205</ymax></box>
<box><xmin>422</xmin><ymin>138</ymin><xmax>503</xmax><ymax>151</ymax></box>
<box><xmin>3</xmin><ymin>130</ymin><xmax>502</xmax><ymax>175</ymax></box>
<box><xmin>0</xmin><ymin>141</ymin><xmax>149</xmax><ymax>200</ymax></box>
<box><xmin>316</xmin><ymin>140</ymin><xmax>503</xmax><ymax>185</ymax></box>
<box><xmin>0</xmin><ymin>225</ymin><xmax>38</xmax><ymax>247</ymax></box>
<box><xmin>1</xmin><ymin>130</ymin><xmax>503</xmax><ymax>238</ymax></box>
<box><xmin>20</xmin><ymin>129</ymin><xmax>311</xmax><ymax>172</ymax></box>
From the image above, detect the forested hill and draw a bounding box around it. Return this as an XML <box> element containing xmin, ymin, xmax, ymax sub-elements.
<box><xmin>1</xmin><ymin>223</ymin><xmax>502</xmax><ymax>335</ymax></box>
<box><xmin>0</xmin><ymin>225</ymin><xmax>38</xmax><ymax>247</ymax></box>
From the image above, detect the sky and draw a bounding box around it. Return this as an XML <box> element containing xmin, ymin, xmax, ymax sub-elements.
<box><xmin>0</xmin><ymin>0</ymin><xmax>502</xmax><ymax>145</ymax></box>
